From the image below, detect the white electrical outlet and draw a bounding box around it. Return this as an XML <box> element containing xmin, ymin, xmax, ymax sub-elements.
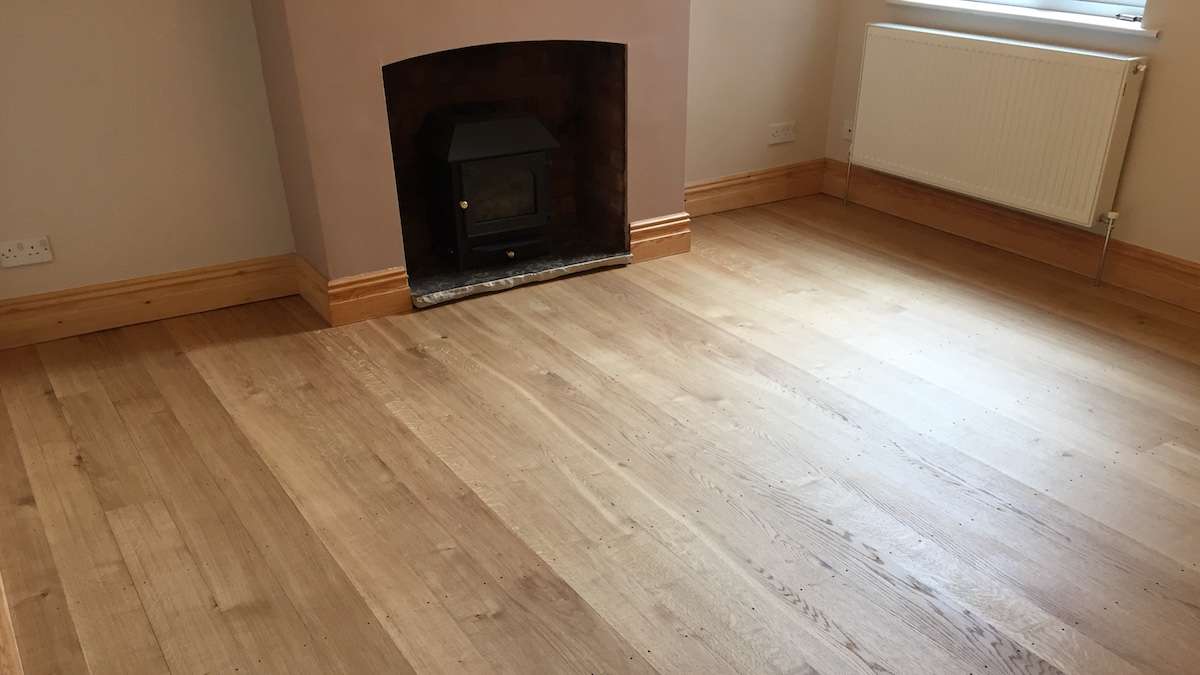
<box><xmin>768</xmin><ymin>121</ymin><xmax>797</xmax><ymax>145</ymax></box>
<box><xmin>841</xmin><ymin>119</ymin><xmax>854</xmax><ymax>141</ymax></box>
<box><xmin>1</xmin><ymin>236</ymin><xmax>54</xmax><ymax>268</ymax></box>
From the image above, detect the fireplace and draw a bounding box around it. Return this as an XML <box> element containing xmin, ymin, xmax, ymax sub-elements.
<box><xmin>384</xmin><ymin>41</ymin><xmax>632</xmax><ymax>306</ymax></box>
<box><xmin>249</xmin><ymin>0</ymin><xmax>691</xmax><ymax>322</ymax></box>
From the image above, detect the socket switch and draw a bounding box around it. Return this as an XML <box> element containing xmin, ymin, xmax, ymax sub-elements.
<box><xmin>1</xmin><ymin>236</ymin><xmax>54</xmax><ymax>268</ymax></box>
<box><xmin>768</xmin><ymin>121</ymin><xmax>797</xmax><ymax>145</ymax></box>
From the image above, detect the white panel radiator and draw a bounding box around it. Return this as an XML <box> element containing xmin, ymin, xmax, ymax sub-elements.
<box><xmin>851</xmin><ymin>23</ymin><xmax>1146</xmax><ymax>229</ymax></box>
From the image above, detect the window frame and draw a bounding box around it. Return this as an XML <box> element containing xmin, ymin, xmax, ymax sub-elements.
<box><xmin>887</xmin><ymin>0</ymin><xmax>1159</xmax><ymax>38</ymax></box>
<box><xmin>980</xmin><ymin>0</ymin><xmax>1144</xmax><ymax>19</ymax></box>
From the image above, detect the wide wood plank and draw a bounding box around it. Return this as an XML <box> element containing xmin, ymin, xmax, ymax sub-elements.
<box><xmin>171</xmin><ymin>303</ymin><xmax>655</xmax><ymax>674</ymax></box>
<box><xmin>118</xmin><ymin>322</ymin><xmax>416</xmax><ymax>675</ymax></box>
<box><xmin>308</xmin><ymin>309</ymin><xmax>784</xmax><ymax>675</ymax></box>
<box><xmin>673</xmin><ymin>213</ymin><xmax>1200</xmax><ymax>564</ymax></box>
<box><xmin>533</xmin><ymin>269</ymin><xmax>1199</xmax><ymax>673</ymax></box>
<box><xmin>107</xmin><ymin>501</ymin><xmax>245</xmax><ymax>674</ymax></box>
<box><xmin>0</xmin><ymin>348</ymin><xmax>168</xmax><ymax>675</ymax></box>
<box><xmin>0</xmin><ymin>382</ymin><xmax>87</xmax><ymax>675</ymax></box>
<box><xmin>81</xmin><ymin>329</ymin><xmax>339</xmax><ymax>674</ymax></box>
<box><xmin>378</xmin><ymin>294</ymin><xmax>1067</xmax><ymax>674</ymax></box>
<box><xmin>0</xmin><ymin>572</ymin><xmax>23</xmax><ymax>675</ymax></box>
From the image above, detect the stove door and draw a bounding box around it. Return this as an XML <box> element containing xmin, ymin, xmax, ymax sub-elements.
<box><xmin>456</xmin><ymin>152</ymin><xmax>550</xmax><ymax>239</ymax></box>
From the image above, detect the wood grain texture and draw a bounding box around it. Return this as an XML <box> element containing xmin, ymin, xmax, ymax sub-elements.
<box><xmin>107</xmin><ymin>501</ymin><xmax>245</xmax><ymax>674</ymax></box>
<box><xmin>630</xmin><ymin>212</ymin><xmax>692</xmax><ymax>262</ymax></box>
<box><xmin>824</xmin><ymin>158</ymin><xmax>1200</xmax><ymax>314</ymax></box>
<box><xmin>685</xmin><ymin>159</ymin><xmax>825</xmax><ymax>216</ymax></box>
<box><xmin>0</xmin><ymin>388</ymin><xmax>85</xmax><ymax>675</ymax></box>
<box><xmin>0</xmin><ymin>572</ymin><xmax>22</xmax><ymax>675</ymax></box>
<box><xmin>0</xmin><ymin>348</ymin><xmax>169</xmax><ymax>674</ymax></box>
<box><xmin>115</xmin><ymin>322</ymin><xmax>416</xmax><ymax>674</ymax></box>
<box><xmin>1</xmin><ymin>196</ymin><xmax>1198</xmax><ymax>673</ymax></box>
<box><xmin>0</xmin><ymin>255</ymin><xmax>296</xmax><ymax>351</ymax></box>
<box><xmin>295</xmin><ymin>256</ymin><xmax>412</xmax><ymax>325</ymax></box>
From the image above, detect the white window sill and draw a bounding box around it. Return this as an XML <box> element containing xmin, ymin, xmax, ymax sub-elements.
<box><xmin>888</xmin><ymin>0</ymin><xmax>1160</xmax><ymax>38</ymax></box>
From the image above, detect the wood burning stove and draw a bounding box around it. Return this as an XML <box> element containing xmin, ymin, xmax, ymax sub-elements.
<box><xmin>425</xmin><ymin>111</ymin><xmax>560</xmax><ymax>272</ymax></box>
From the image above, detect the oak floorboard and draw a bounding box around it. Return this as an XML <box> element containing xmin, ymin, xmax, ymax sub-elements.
<box><xmin>373</xmin><ymin>301</ymin><xmax>1027</xmax><ymax>674</ymax></box>
<box><xmin>653</xmin><ymin>223</ymin><xmax>1200</xmax><ymax>565</ymax></box>
<box><xmin>0</xmin><ymin>571</ymin><xmax>20</xmax><ymax>675</ymax></box>
<box><xmin>122</xmin><ymin>322</ymin><xmax>416</xmax><ymax>675</ymax></box>
<box><xmin>107</xmin><ymin>501</ymin><xmax>245</xmax><ymax>674</ymax></box>
<box><xmin>80</xmin><ymin>329</ymin><xmax>339</xmax><ymax>673</ymax></box>
<box><xmin>0</xmin><ymin>348</ymin><xmax>169</xmax><ymax>674</ymax></box>
<box><xmin>696</xmin><ymin>207</ymin><xmax>1200</xmax><ymax>427</ymax></box>
<box><xmin>0</xmin><ymin>378</ymin><xmax>86</xmax><ymax>675</ymax></box>
<box><xmin>170</xmin><ymin>303</ymin><xmax>654</xmax><ymax>674</ymax></box>
<box><xmin>460</xmin><ymin>283</ymin><xmax>1101</xmax><ymax>674</ymax></box>
<box><xmin>537</xmin><ymin>268</ymin><xmax>1199</xmax><ymax>673</ymax></box>
<box><xmin>1</xmin><ymin>195</ymin><xmax>1198</xmax><ymax>674</ymax></box>
<box><xmin>767</xmin><ymin>199</ymin><xmax>1200</xmax><ymax>364</ymax></box>
<box><xmin>317</xmin><ymin>312</ymin><xmax>816</xmax><ymax>675</ymax></box>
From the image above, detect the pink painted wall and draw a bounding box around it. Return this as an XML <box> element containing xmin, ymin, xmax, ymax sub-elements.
<box><xmin>252</xmin><ymin>0</ymin><xmax>691</xmax><ymax>279</ymax></box>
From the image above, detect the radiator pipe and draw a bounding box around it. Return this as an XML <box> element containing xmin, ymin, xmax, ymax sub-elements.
<box><xmin>843</xmin><ymin>152</ymin><xmax>855</xmax><ymax>206</ymax></box>
<box><xmin>1094</xmin><ymin>211</ymin><xmax>1119</xmax><ymax>285</ymax></box>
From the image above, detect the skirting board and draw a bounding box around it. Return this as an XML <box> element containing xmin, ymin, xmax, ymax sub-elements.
<box><xmin>630</xmin><ymin>212</ymin><xmax>692</xmax><ymax>262</ymax></box>
<box><xmin>823</xmin><ymin>159</ymin><xmax>1200</xmax><ymax>315</ymax></box>
<box><xmin>2</xmin><ymin>223</ymin><xmax>679</xmax><ymax>350</ymax></box>
<box><xmin>296</xmin><ymin>257</ymin><xmax>412</xmax><ymax>326</ymax></box>
<box><xmin>684</xmin><ymin>159</ymin><xmax>826</xmax><ymax>217</ymax></box>
<box><xmin>0</xmin><ymin>255</ymin><xmax>297</xmax><ymax>351</ymax></box>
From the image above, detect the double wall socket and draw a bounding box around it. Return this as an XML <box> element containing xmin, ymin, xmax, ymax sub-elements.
<box><xmin>768</xmin><ymin>121</ymin><xmax>797</xmax><ymax>145</ymax></box>
<box><xmin>1</xmin><ymin>236</ymin><xmax>54</xmax><ymax>268</ymax></box>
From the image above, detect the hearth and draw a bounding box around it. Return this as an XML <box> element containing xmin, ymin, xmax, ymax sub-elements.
<box><xmin>383</xmin><ymin>40</ymin><xmax>630</xmax><ymax>307</ymax></box>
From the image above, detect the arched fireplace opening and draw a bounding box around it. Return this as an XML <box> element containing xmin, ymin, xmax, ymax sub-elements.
<box><xmin>383</xmin><ymin>40</ymin><xmax>629</xmax><ymax>306</ymax></box>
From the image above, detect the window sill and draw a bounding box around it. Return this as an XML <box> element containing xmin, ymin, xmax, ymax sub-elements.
<box><xmin>888</xmin><ymin>0</ymin><xmax>1160</xmax><ymax>38</ymax></box>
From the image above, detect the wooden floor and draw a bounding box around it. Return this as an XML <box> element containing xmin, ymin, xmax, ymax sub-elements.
<box><xmin>3</xmin><ymin>196</ymin><xmax>1200</xmax><ymax>674</ymax></box>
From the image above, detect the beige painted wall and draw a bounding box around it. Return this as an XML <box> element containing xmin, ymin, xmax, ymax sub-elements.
<box><xmin>686</xmin><ymin>0</ymin><xmax>840</xmax><ymax>184</ymax></box>
<box><xmin>0</xmin><ymin>0</ymin><xmax>294</xmax><ymax>300</ymax></box>
<box><xmin>826</xmin><ymin>0</ymin><xmax>1200</xmax><ymax>264</ymax></box>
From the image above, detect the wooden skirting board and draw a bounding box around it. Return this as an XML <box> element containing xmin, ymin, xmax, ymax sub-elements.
<box><xmin>296</xmin><ymin>257</ymin><xmax>413</xmax><ymax>326</ymax></box>
<box><xmin>0</xmin><ymin>255</ymin><xmax>297</xmax><ymax>351</ymax></box>
<box><xmin>10</xmin><ymin>158</ymin><xmax>1193</xmax><ymax>351</ymax></box>
<box><xmin>630</xmin><ymin>212</ymin><xmax>692</xmax><ymax>262</ymax></box>
<box><xmin>822</xmin><ymin>159</ymin><xmax>1200</xmax><ymax>315</ymax></box>
<box><xmin>684</xmin><ymin>159</ymin><xmax>825</xmax><ymax>217</ymax></box>
<box><xmin>1</xmin><ymin>217</ymin><xmax>694</xmax><ymax>349</ymax></box>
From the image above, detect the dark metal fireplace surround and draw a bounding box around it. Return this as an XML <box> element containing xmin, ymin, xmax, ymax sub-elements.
<box><xmin>383</xmin><ymin>41</ymin><xmax>629</xmax><ymax>307</ymax></box>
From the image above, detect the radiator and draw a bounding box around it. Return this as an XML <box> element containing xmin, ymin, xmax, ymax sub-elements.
<box><xmin>850</xmin><ymin>23</ymin><xmax>1146</xmax><ymax>229</ymax></box>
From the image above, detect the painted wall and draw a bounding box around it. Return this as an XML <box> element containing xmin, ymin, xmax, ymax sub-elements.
<box><xmin>686</xmin><ymin>0</ymin><xmax>840</xmax><ymax>184</ymax></box>
<box><xmin>826</xmin><ymin>0</ymin><xmax>1200</xmax><ymax>264</ymax></box>
<box><xmin>0</xmin><ymin>0</ymin><xmax>294</xmax><ymax>300</ymax></box>
<box><xmin>253</xmin><ymin>0</ymin><xmax>692</xmax><ymax>279</ymax></box>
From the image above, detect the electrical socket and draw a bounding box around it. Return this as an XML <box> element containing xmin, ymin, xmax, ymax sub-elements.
<box><xmin>768</xmin><ymin>121</ymin><xmax>797</xmax><ymax>145</ymax></box>
<box><xmin>1</xmin><ymin>236</ymin><xmax>54</xmax><ymax>268</ymax></box>
<box><xmin>841</xmin><ymin>119</ymin><xmax>854</xmax><ymax>141</ymax></box>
